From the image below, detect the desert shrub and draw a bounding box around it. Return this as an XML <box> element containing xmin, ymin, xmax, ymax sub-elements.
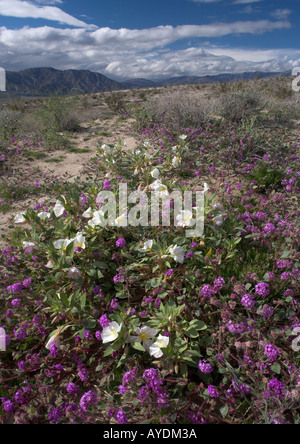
<box><xmin>0</xmin><ymin>109</ymin><xmax>23</xmax><ymax>144</ymax></box>
<box><xmin>104</xmin><ymin>92</ymin><xmax>128</xmax><ymax>114</ymax></box>
<box><xmin>220</xmin><ymin>89</ymin><xmax>264</xmax><ymax>122</ymax></box>
<box><xmin>144</xmin><ymin>89</ymin><xmax>218</xmax><ymax>127</ymax></box>
<box><xmin>41</xmin><ymin>96</ymin><xmax>81</xmax><ymax>132</ymax></box>
<box><xmin>246</xmin><ymin>163</ymin><xmax>285</xmax><ymax>192</ymax></box>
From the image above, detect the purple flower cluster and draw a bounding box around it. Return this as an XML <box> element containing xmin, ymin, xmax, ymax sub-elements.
<box><xmin>79</xmin><ymin>390</ymin><xmax>98</xmax><ymax>411</ymax></box>
<box><xmin>138</xmin><ymin>368</ymin><xmax>170</xmax><ymax>408</ymax></box>
<box><xmin>255</xmin><ymin>282</ymin><xmax>270</xmax><ymax>298</ymax></box>
<box><xmin>201</xmin><ymin>284</ymin><xmax>216</xmax><ymax>299</ymax></box>
<box><xmin>116</xmin><ymin>238</ymin><xmax>126</xmax><ymax>248</ymax></box>
<box><xmin>265</xmin><ymin>344</ymin><xmax>280</xmax><ymax>361</ymax></box>
<box><xmin>268</xmin><ymin>378</ymin><xmax>286</xmax><ymax>399</ymax></box>
<box><xmin>116</xmin><ymin>409</ymin><xmax>128</xmax><ymax>424</ymax></box>
<box><xmin>207</xmin><ymin>385</ymin><xmax>219</xmax><ymax>398</ymax></box>
<box><xmin>198</xmin><ymin>359</ymin><xmax>214</xmax><ymax>374</ymax></box>
<box><xmin>227</xmin><ymin>320</ymin><xmax>247</xmax><ymax>334</ymax></box>
<box><xmin>241</xmin><ymin>293</ymin><xmax>256</xmax><ymax>309</ymax></box>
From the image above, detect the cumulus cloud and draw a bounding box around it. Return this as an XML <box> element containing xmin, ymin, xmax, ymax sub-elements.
<box><xmin>0</xmin><ymin>0</ymin><xmax>94</xmax><ymax>28</ymax></box>
<box><xmin>0</xmin><ymin>20</ymin><xmax>298</xmax><ymax>80</ymax></box>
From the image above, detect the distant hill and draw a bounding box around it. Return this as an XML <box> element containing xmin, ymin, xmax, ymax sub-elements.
<box><xmin>0</xmin><ymin>67</ymin><xmax>292</xmax><ymax>97</ymax></box>
<box><xmin>157</xmin><ymin>71</ymin><xmax>292</xmax><ymax>86</ymax></box>
<box><xmin>4</xmin><ymin>67</ymin><xmax>125</xmax><ymax>97</ymax></box>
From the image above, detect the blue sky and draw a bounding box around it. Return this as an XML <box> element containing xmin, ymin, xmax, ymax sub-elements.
<box><xmin>0</xmin><ymin>0</ymin><xmax>299</xmax><ymax>80</ymax></box>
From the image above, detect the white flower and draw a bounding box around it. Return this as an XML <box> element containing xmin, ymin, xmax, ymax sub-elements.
<box><xmin>179</xmin><ymin>134</ymin><xmax>187</xmax><ymax>140</ymax></box>
<box><xmin>151</xmin><ymin>168</ymin><xmax>160</xmax><ymax>179</ymax></box>
<box><xmin>169</xmin><ymin>245</ymin><xmax>185</xmax><ymax>264</ymax></box>
<box><xmin>87</xmin><ymin>209</ymin><xmax>107</xmax><ymax>228</ymax></box>
<box><xmin>150</xmin><ymin>180</ymin><xmax>169</xmax><ymax>196</ymax></box>
<box><xmin>67</xmin><ymin>267</ymin><xmax>82</xmax><ymax>280</ymax></box>
<box><xmin>214</xmin><ymin>215</ymin><xmax>225</xmax><ymax>227</ymax></box>
<box><xmin>203</xmin><ymin>183</ymin><xmax>209</xmax><ymax>193</ymax></box>
<box><xmin>45</xmin><ymin>332</ymin><xmax>60</xmax><ymax>350</ymax></box>
<box><xmin>176</xmin><ymin>210</ymin><xmax>193</xmax><ymax>227</ymax></box>
<box><xmin>115</xmin><ymin>213</ymin><xmax>127</xmax><ymax>227</ymax></box>
<box><xmin>53</xmin><ymin>200</ymin><xmax>66</xmax><ymax>217</ymax></box>
<box><xmin>53</xmin><ymin>238</ymin><xmax>73</xmax><ymax>250</ymax></box>
<box><xmin>82</xmin><ymin>207</ymin><xmax>93</xmax><ymax>218</ymax></box>
<box><xmin>38</xmin><ymin>211</ymin><xmax>50</xmax><ymax>221</ymax></box>
<box><xmin>102</xmin><ymin>321</ymin><xmax>122</xmax><ymax>343</ymax></box>
<box><xmin>22</xmin><ymin>241</ymin><xmax>38</xmax><ymax>252</ymax></box>
<box><xmin>172</xmin><ymin>156</ymin><xmax>181</xmax><ymax>167</ymax></box>
<box><xmin>14</xmin><ymin>212</ymin><xmax>26</xmax><ymax>224</ymax></box>
<box><xmin>128</xmin><ymin>326</ymin><xmax>158</xmax><ymax>351</ymax></box>
<box><xmin>45</xmin><ymin>259</ymin><xmax>54</xmax><ymax>269</ymax></box>
<box><xmin>212</xmin><ymin>203</ymin><xmax>224</xmax><ymax>212</ymax></box>
<box><xmin>140</xmin><ymin>240</ymin><xmax>153</xmax><ymax>252</ymax></box>
<box><xmin>149</xmin><ymin>334</ymin><xmax>169</xmax><ymax>358</ymax></box>
<box><xmin>101</xmin><ymin>144</ymin><xmax>111</xmax><ymax>155</ymax></box>
<box><xmin>73</xmin><ymin>232</ymin><xmax>86</xmax><ymax>250</ymax></box>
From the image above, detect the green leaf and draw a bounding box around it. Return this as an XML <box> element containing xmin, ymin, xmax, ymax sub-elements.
<box><xmin>271</xmin><ymin>363</ymin><xmax>281</xmax><ymax>374</ymax></box>
<box><xmin>220</xmin><ymin>405</ymin><xmax>229</xmax><ymax>419</ymax></box>
<box><xmin>189</xmin><ymin>320</ymin><xmax>207</xmax><ymax>331</ymax></box>
<box><xmin>132</xmin><ymin>342</ymin><xmax>146</xmax><ymax>352</ymax></box>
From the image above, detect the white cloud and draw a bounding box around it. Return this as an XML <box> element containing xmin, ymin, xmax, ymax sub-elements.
<box><xmin>270</xmin><ymin>9</ymin><xmax>292</xmax><ymax>21</ymax></box>
<box><xmin>0</xmin><ymin>0</ymin><xmax>94</xmax><ymax>28</ymax></box>
<box><xmin>0</xmin><ymin>20</ymin><xmax>297</xmax><ymax>80</ymax></box>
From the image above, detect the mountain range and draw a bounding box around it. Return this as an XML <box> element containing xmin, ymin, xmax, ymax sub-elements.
<box><xmin>0</xmin><ymin>67</ymin><xmax>292</xmax><ymax>97</ymax></box>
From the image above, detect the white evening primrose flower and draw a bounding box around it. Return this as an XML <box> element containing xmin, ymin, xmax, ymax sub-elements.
<box><xmin>45</xmin><ymin>259</ymin><xmax>54</xmax><ymax>269</ymax></box>
<box><xmin>179</xmin><ymin>134</ymin><xmax>187</xmax><ymax>140</ymax></box>
<box><xmin>128</xmin><ymin>326</ymin><xmax>158</xmax><ymax>351</ymax></box>
<box><xmin>45</xmin><ymin>331</ymin><xmax>61</xmax><ymax>350</ymax></box>
<box><xmin>149</xmin><ymin>334</ymin><xmax>169</xmax><ymax>358</ymax></box>
<box><xmin>82</xmin><ymin>207</ymin><xmax>93</xmax><ymax>218</ymax></box>
<box><xmin>67</xmin><ymin>267</ymin><xmax>82</xmax><ymax>280</ymax></box>
<box><xmin>22</xmin><ymin>241</ymin><xmax>38</xmax><ymax>251</ymax></box>
<box><xmin>140</xmin><ymin>240</ymin><xmax>153</xmax><ymax>252</ymax></box>
<box><xmin>214</xmin><ymin>215</ymin><xmax>225</xmax><ymax>227</ymax></box>
<box><xmin>38</xmin><ymin>211</ymin><xmax>50</xmax><ymax>221</ymax></box>
<box><xmin>14</xmin><ymin>212</ymin><xmax>26</xmax><ymax>224</ymax></box>
<box><xmin>151</xmin><ymin>168</ymin><xmax>160</xmax><ymax>179</ymax></box>
<box><xmin>73</xmin><ymin>232</ymin><xmax>86</xmax><ymax>250</ymax></box>
<box><xmin>53</xmin><ymin>238</ymin><xmax>73</xmax><ymax>250</ymax></box>
<box><xmin>169</xmin><ymin>245</ymin><xmax>185</xmax><ymax>264</ymax></box>
<box><xmin>172</xmin><ymin>156</ymin><xmax>181</xmax><ymax>168</ymax></box>
<box><xmin>88</xmin><ymin>210</ymin><xmax>106</xmax><ymax>228</ymax></box>
<box><xmin>101</xmin><ymin>144</ymin><xmax>111</xmax><ymax>155</ymax></box>
<box><xmin>150</xmin><ymin>180</ymin><xmax>169</xmax><ymax>197</ymax></box>
<box><xmin>53</xmin><ymin>200</ymin><xmax>66</xmax><ymax>217</ymax></box>
<box><xmin>176</xmin><ymin>210</ymin><xmax>193</xmax><ymax>227</ymax></box>
<box><xmin>102</xmin><ymin>321</ymin><xmax>122</xmax><ymax>344</ymax></box>
<box><xmin>115</xmin><ymin>213</ymin><xmax>127</xmax><ymax>227</ymax></box>
<box><xmin>212</xmin><ymin>203</ymin><xmax>224</xmax><ymax>212</ymax></box>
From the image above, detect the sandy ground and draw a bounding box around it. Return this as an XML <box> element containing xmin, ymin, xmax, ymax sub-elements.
<box><xmin>0</xmin><ymin>113</ymin><xmax>140</xmax><ymax>248</ymax></box>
